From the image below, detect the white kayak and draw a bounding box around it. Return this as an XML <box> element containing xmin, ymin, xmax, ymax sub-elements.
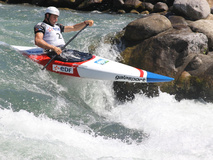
<box><xmin>12</xmin><ymin>45</ymin><xmax>174</xmax><ymax>83</ymax></box>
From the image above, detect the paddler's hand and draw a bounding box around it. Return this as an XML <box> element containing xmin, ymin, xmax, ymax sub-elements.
<box><xmin>53</xmin><ymin>46</ymin><xmax>62</xmax><ymax>55</ymax></box>
<box><xmin>84</xmin><ymin>20</ymin><xmax>94</xmax><ymax>27</ymax></box>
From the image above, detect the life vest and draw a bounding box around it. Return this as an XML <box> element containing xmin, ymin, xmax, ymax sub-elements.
<box><xmin>34</xmin><ymin>22</ymin><xmax>65</xmax><ymax>47</ymax></box>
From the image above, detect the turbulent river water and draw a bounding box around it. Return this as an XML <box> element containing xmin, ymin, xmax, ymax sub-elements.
<box><xmin>0</xmin><ymin>3</ymin><xmax>213</xmax><ymax>160</ymax></box>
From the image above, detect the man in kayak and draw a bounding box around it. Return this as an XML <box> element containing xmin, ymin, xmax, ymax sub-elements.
<box><xmin>34</xmin><ymin>6</ymin><xmax>94</xmax><ymax>55</ymax></box>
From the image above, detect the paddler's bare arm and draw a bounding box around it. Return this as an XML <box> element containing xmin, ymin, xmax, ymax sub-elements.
<box><xmin>34</xmin><ymin>32</ymin><xmax>62</xmax><ymax>55</ymax></box>
<box><xmin>64</xmin><ymin>20</ymin><xmax>94</xmax><ymax>32</ymax></box>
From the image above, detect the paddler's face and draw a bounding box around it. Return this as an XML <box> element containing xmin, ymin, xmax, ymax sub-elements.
<box><xmin>48</xmin><ymin>14</ymin><xmax>58</xmax><ymax>25</ymax></box>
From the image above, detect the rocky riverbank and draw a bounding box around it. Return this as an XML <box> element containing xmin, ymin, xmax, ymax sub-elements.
<box><xmin>112</xmin><ymin>0</ymin><xmax>213</xmax><ymax>103</ymax></box>
<box><xmin>2</xmin><ymin>0</ymin><xmax>213</xmax><ymax>103</ymax></box>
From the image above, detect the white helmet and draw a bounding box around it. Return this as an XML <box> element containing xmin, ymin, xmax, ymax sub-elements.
<box><xmin>45</xmin><ymin>6</ymin><xmax>60</xmax><ymax>16</ymax></box>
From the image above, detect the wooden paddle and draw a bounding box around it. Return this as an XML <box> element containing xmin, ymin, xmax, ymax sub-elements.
<box><xmin>42</xmin><ymin>24</ymin><xmax>89</xmax><ymax>70</ymax></box>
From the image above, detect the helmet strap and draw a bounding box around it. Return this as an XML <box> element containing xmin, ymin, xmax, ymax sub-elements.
<box><xmin>45</xmin><ymin>13</ymin><xmax>53</xmax><ymax>26</ymax></box>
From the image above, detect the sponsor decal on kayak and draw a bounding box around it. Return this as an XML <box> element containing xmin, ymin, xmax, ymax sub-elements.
<box><xmin>115</xmin><ymin>75</ymin><xmax>146</xmax><ymax>82</ymax></box>
<box><xmin>52</xmin><ymin>64</ymin><xmax>73</xmax><ymax>74</ymax></box>
<box><xmin>26</xmin><ymin>50</ymin><xmax>43</xmax><ymax>54</ymax></box>
<box><xmin>95</xmin><ymin>58</ymin><xmax>109</xmax><ymax>65</ymax></box>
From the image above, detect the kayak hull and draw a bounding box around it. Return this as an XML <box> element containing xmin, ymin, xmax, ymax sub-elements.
<box><xmin>12</xmin><ymin>45</ymin><xmax>174</xmax><ymax>83</ymax></box>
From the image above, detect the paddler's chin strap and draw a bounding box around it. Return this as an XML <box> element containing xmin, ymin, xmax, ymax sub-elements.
<box><xmin>44</xmin><ymin>13</ymin><xmax>53</xmax><ymax>26</ymax></box>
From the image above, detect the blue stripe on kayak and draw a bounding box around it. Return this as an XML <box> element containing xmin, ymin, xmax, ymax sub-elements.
<box><xmin>146</xmin><ymin>71</ymin><xmax>174</xmax><ymax>83</ymax></box>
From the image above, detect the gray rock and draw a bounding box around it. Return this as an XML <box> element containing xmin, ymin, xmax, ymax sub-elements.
<box><xmin>144</xmin><ymin>2</ymin><xmax>154</xmax><ymax>12</ymax></box>
<box><xmin>124</xmin><ymin>14</ymin><xmax>172</xmax><ymax>41</ymax></box>
<box><xmin>173</xmin><ymin>0</ymin><xmax>210</xmax><ymax>20</ymax></box>
<box><xmin>189</xmin><ymin>20</ymin><xmax>213</xmax><ymax>50</ymax></box>
<box><xmin>153</xmin><ymin>2</ymin><xmax>168</xmax><ymax>12</ymax></box>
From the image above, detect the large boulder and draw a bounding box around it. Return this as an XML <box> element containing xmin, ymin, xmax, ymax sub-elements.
<box><xmin>173</xmin><ymin>0</ymin><xmax>210</xmax><ymax>20</ymax></box>
<box><xmin>122</xmin><ymin>29</ymin><xmax>208</xmax><ymax>79</ymax></box>
<box><xmin>124</xmin><ymin>14</ymin><xmax>172</xmax><ymax>42</ymax></box>
<box><xmin>189</xmin><ymin>20</ymin><xmax>213</xmax><ymax>50</ymax></box>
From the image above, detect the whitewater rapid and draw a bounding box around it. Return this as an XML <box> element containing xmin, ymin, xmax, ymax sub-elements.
<box><xmin>1</xmin><ymin>92</ymin><xmax>213</xmax><ymax>160</ymax></box>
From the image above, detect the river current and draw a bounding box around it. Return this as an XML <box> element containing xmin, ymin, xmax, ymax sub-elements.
<box><xmin>0</xmin><ymin>3</ymin><xmax>213</xmax><ymax>160</ymax></box>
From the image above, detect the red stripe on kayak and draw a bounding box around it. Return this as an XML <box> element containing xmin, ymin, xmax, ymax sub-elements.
<box><xmin>25</xmin><ymin>53</ymin><xmax>96</xmax><ymax>77</ymax></box>
<box><xmin>137</xmin><ymin>68</ymin><xmax>144</xmax><ymax>77</ymax></box>
<box><xmin>48</xmin><ymin>55</ymin><xmax>96</xmax><ymax>77</ymax></box>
